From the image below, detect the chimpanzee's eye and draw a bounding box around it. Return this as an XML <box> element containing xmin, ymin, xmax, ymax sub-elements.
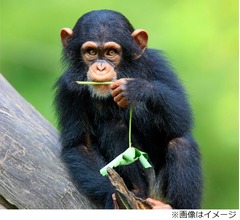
<box><xmin>87</xmin><ymin>49</ymin><xmax>97</xmax><ymax>56</ymax></box>
<box><xmin>106</xmin><ymin>49</ymin><xmax>117</xmax><ymax>57</ymax></box>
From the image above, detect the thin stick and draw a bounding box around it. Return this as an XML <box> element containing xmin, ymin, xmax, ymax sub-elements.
<box><xmin>76</xmin><ymin>81</ymin><xmax>112</xmax><ymax>85</ymax></box>
<box><xmin>129</xmin><ymin>104</ymin><xmax>133</xmax><ymax>148</ymax></box>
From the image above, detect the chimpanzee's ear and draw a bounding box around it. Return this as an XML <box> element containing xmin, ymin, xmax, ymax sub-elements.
<box><xmin>60</xmin><ymin>28</ymin><xmax>73</xmax><ymax>47</ymax></box>
<box><xmin>131</xmin><ymin>29</ymin><xmax>148</xmax><ymax>52</ymax></box>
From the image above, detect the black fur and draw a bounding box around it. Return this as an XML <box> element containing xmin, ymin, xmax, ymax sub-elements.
<box><xmin>54</xmin><ymin>9</ymin><xmax>203</xmax><ymax>209</ymax></box>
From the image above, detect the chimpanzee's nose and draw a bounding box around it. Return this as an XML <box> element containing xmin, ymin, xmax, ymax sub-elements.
<box><xmin>96</xmin><ymin>62</ymin><xmax>106</xmax><ymax>71</ymax></box>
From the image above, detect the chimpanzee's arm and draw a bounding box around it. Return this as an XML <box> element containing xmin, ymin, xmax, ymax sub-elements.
<box><xmin>111</xmin><ymin>77</ymin><xmax>192</xmax><ymax>137</ymax></box>
<box><xmin>164</xmin><ymin>134</ymin><xmax>203</xmax><ymax>209</ymax></box>
<box><xmin>55</xmin><ymin>82</ymin><xmax>115</xmax><ymax>208</ymax></box>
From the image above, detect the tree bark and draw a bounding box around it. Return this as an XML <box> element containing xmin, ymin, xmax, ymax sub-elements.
<box><xmin>0</xmin><ymin>73</ymin><xmax>94</xmax><ymax>209</ymax></box>
<box><xmin>107</xmin><ymin>168</ymin><xmax>152</xmax><ymax>209</ymax></box>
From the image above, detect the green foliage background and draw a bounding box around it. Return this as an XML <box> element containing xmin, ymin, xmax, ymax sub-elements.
<box><xmin>0</xmin><ymin>0</ymin><xmax>238</xmax><ymax>209</ymax></box>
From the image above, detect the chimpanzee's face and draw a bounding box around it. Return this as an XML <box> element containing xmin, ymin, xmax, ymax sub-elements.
<box><xmin>60</xmin><ymin>18</ymin><xmax>148</xmax><ymax>98</ymax></box>
<box><xmin>80</xmin><ymin>41</ymin><xmax>122</xmax><ymax>98</ymax></box>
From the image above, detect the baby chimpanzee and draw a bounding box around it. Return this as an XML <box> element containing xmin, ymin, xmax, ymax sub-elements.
<box><xmin>55</xmin><ymin>9</ymin><xmax>203</xmax><ymax>209</ymax></box>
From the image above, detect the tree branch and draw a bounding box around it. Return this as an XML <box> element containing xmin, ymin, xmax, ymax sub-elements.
<box><xmin>0</xmin><ymin>73</ymin><xmax>94</xmax><ymax>209</ymax></box>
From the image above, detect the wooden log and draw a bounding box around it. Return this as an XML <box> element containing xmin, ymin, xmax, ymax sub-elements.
<box><xmin>0</xmin><ymin>73</ymin><xmax>94</xmax><ymax>209</ymax></box>
<box><xmin>107</xmin><ymin>167</ymin><xmax>152</xmax><ymax>209</ymax></box>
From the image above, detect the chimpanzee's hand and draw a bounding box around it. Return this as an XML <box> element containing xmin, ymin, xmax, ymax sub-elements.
<box><xmin>111</xmin><ymin>78</ymin><xmax>152</xmax><ymax>108</ymax></box>
<box><xmin>146</xmin><ymin>198</ymin><xmax>173</xmax><ymax>209</ymax></box>
<box><xmin>110</xmin><ymin>78</ymin><xmax>132</xmax><ymax>108</ymax></box>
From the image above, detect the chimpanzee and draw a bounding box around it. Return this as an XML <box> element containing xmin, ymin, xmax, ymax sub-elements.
<box><xmin>54</xmin><ymin>9</ymin><xmax>203</xmax><ymax>209</ymax></box>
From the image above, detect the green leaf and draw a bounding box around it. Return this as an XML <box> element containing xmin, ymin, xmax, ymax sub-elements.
<box><xmin>100</xmin><ymin>147</ymin><xmax>152</xmax><ymax>176</ymax></box>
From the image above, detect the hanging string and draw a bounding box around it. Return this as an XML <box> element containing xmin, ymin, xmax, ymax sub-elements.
<box><xmin>129</xmin><ymin>104</ymin><xmax>133</xmax><ymax>148</ymax></box>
